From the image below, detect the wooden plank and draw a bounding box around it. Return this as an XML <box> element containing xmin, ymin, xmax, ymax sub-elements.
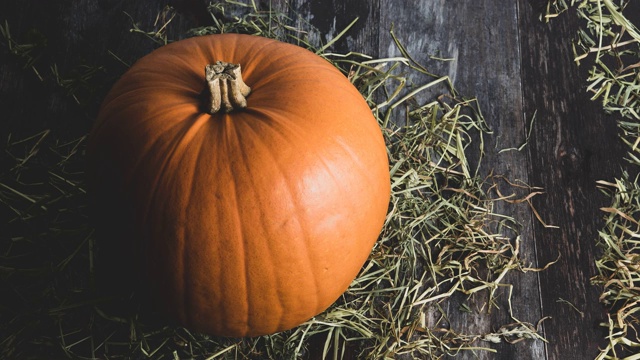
<box><xmin>0</xmin><ymin>0</ymin><xmax>198</xmax><ymax>140</ymax></box>
<box><xmin>377</xmin><ymin>1</ymin><xmax>546</xmax><ymax>359</ymax></box>
<box><xmin>270</xmin><ymin>0</ymin><xmax>380</xmax><ymax>55</ymax></box>
<box><xmin>518</xmin><ymin>1</ymin><xmax>629</xmax><ymax>358</ymax></box>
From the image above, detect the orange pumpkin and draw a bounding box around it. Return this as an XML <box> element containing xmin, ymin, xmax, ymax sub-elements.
<box><xmin>86</xmin><ymin>34</ymin><xmax>390</xmax><ymax>337</ymax></box>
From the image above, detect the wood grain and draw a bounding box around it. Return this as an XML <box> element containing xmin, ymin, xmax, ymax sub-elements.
<box><xmin>376</xmin><ymin>2</ymin><xmax>537</xmax><ymax>359</ymax></box>
<box><xmin>518</xmin><ymin>1</ymin><xmax>628</xmax><ymax>358</ymax></box>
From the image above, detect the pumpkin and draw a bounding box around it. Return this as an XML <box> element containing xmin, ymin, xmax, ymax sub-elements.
<box><xmin>86</xmin><ymin>33</ymin><xmax>390</xmax><ymax>337</ymax></box>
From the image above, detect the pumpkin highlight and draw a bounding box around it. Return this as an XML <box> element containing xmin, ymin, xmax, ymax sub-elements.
<box><xmin>87</xmin><ymin>34</ymin><xmax>390</xmax><ymax>337</ymax></box>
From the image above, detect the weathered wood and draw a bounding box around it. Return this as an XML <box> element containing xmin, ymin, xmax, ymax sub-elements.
<box><xmin>377</xmin><ymin>2</ymin><xmax>544</xmax><ymax>359</ymax></box>
<box><xmin>518</xmin><ymin>1</ymin><xmax>628</xmax><ymax>358</ymax></box>
<box><xmin>0</xmin><ymin>0</ymin><xmax>197</xmax><ymax>140</ymax></box>
<box><xmin>276</xmin><ymin>0</ymin><xmax>381</xmax><ymax>56</ymax></box>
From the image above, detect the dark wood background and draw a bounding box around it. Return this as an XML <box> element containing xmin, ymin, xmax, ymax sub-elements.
<box><xmin>1</xmin><ymin>0</ymin><xmax>632</xmax><ymax>359</ymax></box>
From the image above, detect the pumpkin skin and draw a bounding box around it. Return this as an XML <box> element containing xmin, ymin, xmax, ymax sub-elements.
<box><xmin>86</xmin><ymin>34</ymin><xmax>390</xmax><ymax>337</ymax></box>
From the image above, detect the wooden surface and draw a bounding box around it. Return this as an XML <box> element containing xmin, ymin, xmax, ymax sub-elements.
<box><xmin>0</xmin><ymin>0</ymin><xmax>630</xmax><ymax>359</ymax></box>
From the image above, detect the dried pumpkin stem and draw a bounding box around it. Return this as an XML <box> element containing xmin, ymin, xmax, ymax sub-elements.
<box><xmin>205</xmin><ymin>61</ymin><xmax>251</xmax><ymax>114</ymax></box>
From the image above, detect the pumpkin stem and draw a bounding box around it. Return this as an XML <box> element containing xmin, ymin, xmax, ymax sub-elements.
<box><xmin>205</xmin><ymin>61</ymin><xmax>251</xmax><ymax>114</ymax></box>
